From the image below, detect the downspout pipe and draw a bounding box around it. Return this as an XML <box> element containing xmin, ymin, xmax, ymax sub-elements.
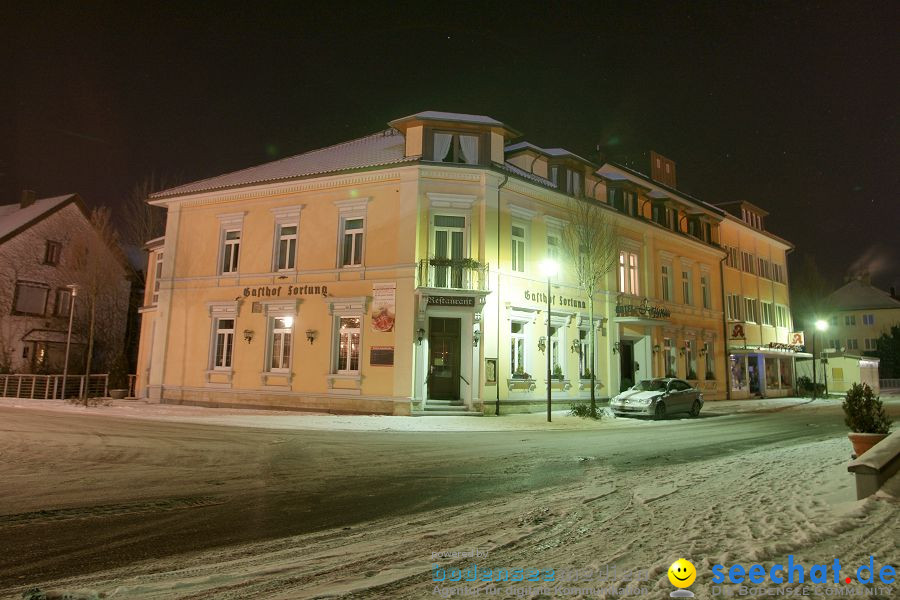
<box><xmin>719</xmin><ymin>252</ymin><xmax>731</xmax><ymax>400</ymax></box>
<box><xmin>496</xmin><ymin>172</ymin><xmax>509</xmax><ymax>416</ymax></box>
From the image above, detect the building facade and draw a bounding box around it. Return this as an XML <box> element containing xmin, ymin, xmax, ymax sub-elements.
<box><xmin>822</xmin><ymin>275</ymin><xmax>900</xmax><ymax>355</ymax></box>
<box><xmin>136</xmin><ymin>111</ymin><xmax>800</xmax><ymax>414</ymax></box>
<box><xmin>0</xmin><ymin>192</ymin><xmax>130</xmax><ymax>374</ymax></box>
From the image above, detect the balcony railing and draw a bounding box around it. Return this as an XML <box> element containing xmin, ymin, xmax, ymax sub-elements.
<box><xmin>417</xmin><ymin>258</ymin><xmax>488</xmax><ymax>292</ymax></box>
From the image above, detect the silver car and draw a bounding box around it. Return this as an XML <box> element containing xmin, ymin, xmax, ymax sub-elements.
<box><xmin>609</xmin><ymin>378</ymin><xmax>703</xmax><ymax>419</ymax></box>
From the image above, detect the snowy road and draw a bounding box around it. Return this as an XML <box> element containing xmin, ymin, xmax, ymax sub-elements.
<box><xmin>0</xmin><ymin>400</ymin><xmax>897</xmax><ymax>599</ymax></box>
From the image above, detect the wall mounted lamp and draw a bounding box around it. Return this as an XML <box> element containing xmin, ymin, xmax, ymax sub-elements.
<box><xmin>679</xmin><ymin>346</ymin><xmax>687</xmax><ymax>357</ymax></box>
<box><xmin>652</xmin><ymin>344</ymin><xmax>661</xmax><ymax>353</ymax></box>
<box><xmin>472</xmin><ymin>329</ymin><xmax>481</xmax><ymax>347</ymax></box>
<box><xmin>612</xmin><ymin>342</ymin><xmax>620</xmax><ymax>354</ymax></box>
<box><xmin>416</xmin><ymin>328</ymin><xmax>426</xmax><ymax>345</ymax></box>
<box><xmin>243</xmin><ymin>329</ymin><xmax>254</xmax><ymax>344</ymax></box>
<box><xmin>537</xmin><ymin>336</ymin><xmax>547</xmax><ymax>353</ymax></box>
<box><xmin>305</xmin><ymin>329</ymin><xmax>317</xmax><ymax>345</ymax></box>
<box><xmin>571</xmin><ymin>339</ymin><xmax>581</xmax><ymax>354</ymax></box>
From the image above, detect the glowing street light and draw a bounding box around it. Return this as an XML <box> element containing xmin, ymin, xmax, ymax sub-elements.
<box><xmin>812</xmin><ymin>319</ymin><xmax>828</xmax><ymax>399</ymax></box>
<box><xmin>539</xmin><ymin>259</ymin><xmax>559</xmax><ymax>422</ymax></box>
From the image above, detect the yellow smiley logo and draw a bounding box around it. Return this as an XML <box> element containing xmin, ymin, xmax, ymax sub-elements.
<box><xmin>668</xmin><ymin>558</ymin><xmax>696</xmax><ymax>588</ymax></box>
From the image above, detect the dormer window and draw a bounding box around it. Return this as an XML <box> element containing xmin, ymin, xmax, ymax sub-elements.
<box><xmin>432</xmin><ymin>132</ymin><xmax>479</xmax><ymax>164</ymax></box>
<box><xmin>607</xmin><ymin>188</ymin><xmax>638</xmax><ymax>215</ymax></box>
<box><xmin>566</xmin><ymin>170</ymin><xmax>582</xmax><ymax>196</ymax></box>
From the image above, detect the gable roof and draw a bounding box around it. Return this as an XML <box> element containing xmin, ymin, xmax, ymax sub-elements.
<box><xmin>827</xmin><ymin>278</ymin><xmax>900</xmax><ymax>311</ymax></box>
<box><xmin>0</xmin><ymin>194</ymin><xmax>83</xmax><ymax>243</ymax></box>
<box><xmin>152</xmin><ymin>130</ymin><xmax>411</xmax><ymax>200</ymax></box>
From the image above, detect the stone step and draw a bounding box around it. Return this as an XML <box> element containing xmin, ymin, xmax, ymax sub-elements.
<box><xmin>411</xmin><ymin>410</ymin><xmax>483</xmax><ymax>417</ymax></box>
<box><xmin>425</xmin><ymin>399</ymin><xmax>465</xmax><ymax>407</ymax></box>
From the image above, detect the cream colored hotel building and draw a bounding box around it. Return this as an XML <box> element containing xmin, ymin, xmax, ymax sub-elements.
<box><xmin>136</xmin><ymin>111</ymin><xmax>801</xmax><ymax>415</ymax></box>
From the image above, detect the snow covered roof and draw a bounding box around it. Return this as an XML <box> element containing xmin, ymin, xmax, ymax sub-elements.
<box><xmin>0</xmin><ymin>194</ymin><xmax>81</xmax><ymax>243</ymax></box>
<box><xmin>499</xmin><ymin>162</ymin><xmax>555</xmax><ymax>188</ymax></box>
<box><xmin>152</xmin><ymin>130</ymin><xmax>411</xmax><ymax>199</ymax></box>
<box><xmin>827</xmin><ymin>278</ymin><xmax>900</xmax><ymax>311</ymax></box>
<box><xmin>505</xmin><ymin>142</ymin><xmax>594</xmax><ymax>165</ymax></box>
<box><xmin>391</xmin><ymin>111</ymin><xmax>506</xmax><ymax>127</ymax></box>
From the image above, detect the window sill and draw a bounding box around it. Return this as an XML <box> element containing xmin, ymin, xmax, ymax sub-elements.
<box><xmin>327</xmin><ymin>373</ymin><xmax>361</xmax><ymax>382</ymax></box>
<box><xmin>261</xmin><ymin>371</ymin><xmax>292</xmax><ymax>386</ymax></box>
<box><xmin>205</xmin><ymin>369</ymin><xmax>233</xmax><ymax>386</ymax></box>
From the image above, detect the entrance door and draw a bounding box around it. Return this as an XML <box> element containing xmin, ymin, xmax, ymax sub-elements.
<box><xmin>748</xmin><ymin>355</ymin><xmax>761</xmax><ymax>396</ymax></box>
<box><xmin>428</xmin><ymin>317</ymin><xmax>461</xmax><ymax>400</ymax></box>
<box><xmin>619</xmin><ymin>340</ymin><xmax>635</xmax><ymax>391</ymax></box>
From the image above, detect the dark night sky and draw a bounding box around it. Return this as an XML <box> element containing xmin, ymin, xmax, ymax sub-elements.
<box><xmin>5</xmin><ymin>2</ymin><xmax>899</xmax><ymax>289</ymax></box>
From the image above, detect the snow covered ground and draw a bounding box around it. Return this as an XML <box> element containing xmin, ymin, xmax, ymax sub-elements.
<box><xmin>3</xmin><ymin>396</ymin><xmax>897</xmax><ymax>600</ymax></box>
<box><xmin>0</xmin><ymin>394</ymin><xmax>834</xmax><ymax>433</ymax></box>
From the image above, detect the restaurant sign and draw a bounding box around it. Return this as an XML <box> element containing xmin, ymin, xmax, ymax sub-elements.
<box><xmin>615</xmin><ymin>297</ymin><xmax>671</xmax><ymax>319</ymax></box>
<box><xmin>428</xmin><ymin>295</ymin><xmax>475</xmax><ymax>307</ymax></box>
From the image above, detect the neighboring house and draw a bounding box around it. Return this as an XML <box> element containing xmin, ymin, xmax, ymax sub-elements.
<box><xmin>0</xmin><ymin>192</ymin><xmax>130</xmax><ymax>374</ymax></box>
<box><xmin>823</xmin><ymin>275</ymin><xmax>900</xmax><ymax>354</ymax></box>
<box><xmin>135</xmin><ymin>111</ymin><xmax>799</xmax><ymax>413</ymax></box>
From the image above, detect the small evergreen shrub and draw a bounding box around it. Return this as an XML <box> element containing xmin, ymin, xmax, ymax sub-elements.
<box><xmin>842</xmin><ymin>383</ymin><xmax>891</xmax><ymax>434</ymax></box>
<box><xmin>570</xmin><ymin>402</ymin><xmax>601</xmax><ymax>420</ymax></box>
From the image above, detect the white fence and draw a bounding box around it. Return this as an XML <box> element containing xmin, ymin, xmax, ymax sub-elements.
<box><xmin>0</xmin><ymin>374</ymin><xmax>137</xmax><ymax>400</ymax></box>
<box><xmin>880</xmin><ymin>379</ymin><xmax>900</xmax><ymax>391</ymax></box>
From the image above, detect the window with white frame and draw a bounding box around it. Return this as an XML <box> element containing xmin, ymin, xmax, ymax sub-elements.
<box><xmin>725</xmin><ymin>246</ymin><xmax>740</xmax><ymax>269</ymax></box>
<box><xmin>212</xmin><ymin>318</ymin><xmax>235</xmax><ymax>369</ymax></box>
<box><xmin>267</xmin><ymin>317</ymin><xmax>293</xmax><ymax>372</ymax></box>
<box><xmin>13</xmin><ymin>281</ymin><xmax>48</xmax><ymax>315</ymax></box>
<box><xmin>700</xmin><ymin>273</ymin><xmax>711</xmax><ymax>309</ymax></box>
<box><xmin>221</xmin><ymin>230</ymin><xmax>241</xmax><ymax>274</ymax></box>
<box><xmin>741</xmin><ymin>251</ymin><xmax>755</xmax><ymax>274</ymax></box>
<box><xmin>845</xmin><ymin>315</ymin><xmax>856</xmax><ymax>326</ymax></box>
<box><xmin>566</xmin><ymin>170</ymin><xmax>582</xmax><ymax>197</ymax></box>
<box><xmin>864</xmin><ymin>338</ymin><xmax>879</xmax><ymax>350</ymax></box>
<box><xmin>681</xmin><ymin>268</ymin><xmax>693</xmax><ymax>305</ymax></box>
<box><xmin>334</xmin><ymin>316</ymin><xmax>361</xmax><ymax>374</ymax></box>
<box><xmin>761</xmin><ymin>302</ymin><xmax>774</xmax><ymax>326</ymax></box>
<box><xmin>775</xmin><ymin>304</ymin><xmax>790</xmax><ymax>328</ymax></box>
<box><xmin>684</xmin><ymin>340</ymin><xmax>697</xmax><ymax>379</ymax></box>
<box><xmin>578</xmin><ymin>329</ymin><xmax>593</xmax><ymax>378</ymax></box>
<box><xmin>772</xmin><ymin>264</ymin><xmax>785</xmax><ymax>283</ymax></box>
<box><xmin>548</xmin><ymin>325</ymin><xmax>564</xmax><ymax>375</ymax></box>
<box><xmin>846</xmin><ymin>338</ymin><xmax>859</xmax><ymax>350</ymax></box>
<box><xmin>757</xmin><ymin>257</ymin><xmax>771</xmax><ymax>279</ymax></box>
<box><xmin>547</xmin><ymin>232</ymin><xmax>560</xmax><ymax>262</ymax></box>
<box><xmin>704</xmin><ymin>341</ymin><xmax>715</xmax><ymax>378</ymax></box>
<box><xmin>743</xmin><ymin>297</ymin><xmax>759</xmax><ymax>323</ymax></box>
<box><xmin>151</xmin><ymin>251</ymin><xmax>163</xmax><ymax>305</ymax></box>
<box><xmin>726</xmin><ymin>294</ymin><xmax>742</xmax><ymax>321</ymax></box>
<box><xmin>510</xmin><ymin>321</ymin><xmax>527</xmax><ymax>375</ymax></box>
<box><xmin>54</xmin><ymin>288</ymin><xmax>72</xmax><ymax>317</ymax></box>
<box><xmin>432</xmin><ymin>132</ymin><xmax>480</xmax><ymax>164</ymax></box>
<box><xmin>341</xmin><ymin>218</ymin><xmax>365</xmax><ymax>267</ymax></box>
<box><xmin>660</xmin><ymin>264</ymin><xmax>672</xmax><ymax>301</ymax></box>
<box><xmin>862</xmin><ymin>314</ymin><xmax>875</xmax><ymax>325</ymax></box>
<box><xmin>275</xmin><ymin>225</ymin><xmax>298</xmax><ymax>270</ymax></box>
<box><xmin>511</xmin><ymin>224</ymin><xmax>526</xmax><ymax>272</ymax></box>
<box><xmin>432</xmin><ymin>214</ymin><xmax>467</xmax><ymax>288</ymax></box>
<box><xmin>664</xmin><ymin>337</ymin><xmax>676</xmax><ymax>377</ymax></box>
<box><xmin>618</xmin><ymin>250</ymin><xmax>639</xmax><ymax>295</ymax></box>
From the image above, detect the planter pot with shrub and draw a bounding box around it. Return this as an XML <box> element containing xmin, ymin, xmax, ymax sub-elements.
<box><xmin>842</xmin><ymin>382</ymin><xmax>891</xmax><ymax>457</ymax></box>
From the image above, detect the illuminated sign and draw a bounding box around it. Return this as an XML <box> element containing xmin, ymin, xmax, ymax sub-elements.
<box><xmin>731</xmin><ymin>324</ymin><xmax>746</xmax><ymax>339</ymax></box>
<box><xmin>615</xmin><ymin>297</ymin><xmax>671</xmax><ymax>319</ymax></box>
<box><xmin>790</xmin><ymin>331</ymin><xmax>805</xmax><ymax>346</ymax></box>
<box><xmin>429</xmin><ymin>296</ymin><xmax>475</xmax><ymax>307</ymax></box>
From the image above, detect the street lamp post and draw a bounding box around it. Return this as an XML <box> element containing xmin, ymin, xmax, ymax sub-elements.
<box><xmin>539</xmin><ymin>259</ymin><xmax>559</xmax><ymax>422</ymax></box>
<box><xmin>813</xmin><ymin>319</ymin><xmax>828</xmax><ymax>400</ymax></box>
<box><xmin>61</xmin><ymin>284</ymin><xmax>78</xmax><ymax>400</ymax></box>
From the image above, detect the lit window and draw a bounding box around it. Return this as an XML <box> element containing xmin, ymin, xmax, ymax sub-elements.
<box><xmin>548</xmin><ymin>325</ymin><xmax>564</xmax><ymax>375</ymax></box>
<box><xmin>511</xmin><ymin>225</ymin><xmax>526</xmax><ymax>272</ymax></box>
<box><xmin>221</xmin><ymin>230</ymin><xmax>241</xmax><ymax>273</ymax></box>
<box><xmin>275</xmin><ymin>225</ymin><xmax>298</xmax><ymax>271</ymax></box>
<box><xmin>269</xmin><ymin>317</ymin><xmax>293</xmax><ymax>372</ymax></box>
<box><xmin>684</xmin><ymin>340</ymin><xmax>696</xmax><ymax>379</ymax></box>
<box><xmin>862</xmin><ymin>314</ymin><xmax>875</xmax><ymax>325</ymax></box>
<box><xmin>510</xmin><ymin>321</ymin><xmax>527</xmax><ymax>375</ymax></box>
<box><xmin>432</xmin><ymin>215</ymin><xmax>467</xmax><ymax>288</ymax></box>
<box><xmin>13</xmin><ymin>281</ymin><xmax>48</xmax><ymax>315</ymax></box>
<box><xmin>761</xmin><ymin>302</ymin><xmax>774</xmax><ymax>326</ymax></box>
<box><xmin>726</xmin><ymin>294</ymin><xmax>742</xmax><ymax>321</ymax></box>
<box><xmin>578</xmin><ymin>329</ymin><xmax>594</xmax><ymax>378</ymax></box>
<box><xmin>432</xmin><ymin>132</ymin><xmax>479</xmax><ymax>164</ymax></box>
<box><xmin>341</xmin><ymin>218</ymin><xmax>365</xmax><ymax>267</ymax></box>
<box><xmin>336</xmin><ymin>316</ymin><xmax>361</xmax><ymax>374</ymax></box>
<box><xmin>618</xmin><ymin>251</ymin><xmax>639</xmax><ymax>295</ymax></box>
<box><xmin>212</xmin><ymin>318</ymin><xmax>235</xmax><ymax>369</ymax></box>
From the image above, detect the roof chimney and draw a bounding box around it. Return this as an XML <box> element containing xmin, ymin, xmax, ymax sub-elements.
<box><xmin>20</xmin><ymin>190</ymin><xmax>37</xmax><ymax>209</ymax></box>
<box><xmin>650</xmin><ymin>151</ymin><xmax>676</xmax><ymax>188</ymax></box>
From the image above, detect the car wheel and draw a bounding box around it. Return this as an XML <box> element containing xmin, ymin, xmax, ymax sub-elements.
<box><xmin>654</xmin><ymin>402</ymin><xmax>666</xmax><ymax>420</ymax></box>
<box><xmin>690</xmin><ymin>400</ymin><xmax>701</xmax><ymax>418</ymax></box>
